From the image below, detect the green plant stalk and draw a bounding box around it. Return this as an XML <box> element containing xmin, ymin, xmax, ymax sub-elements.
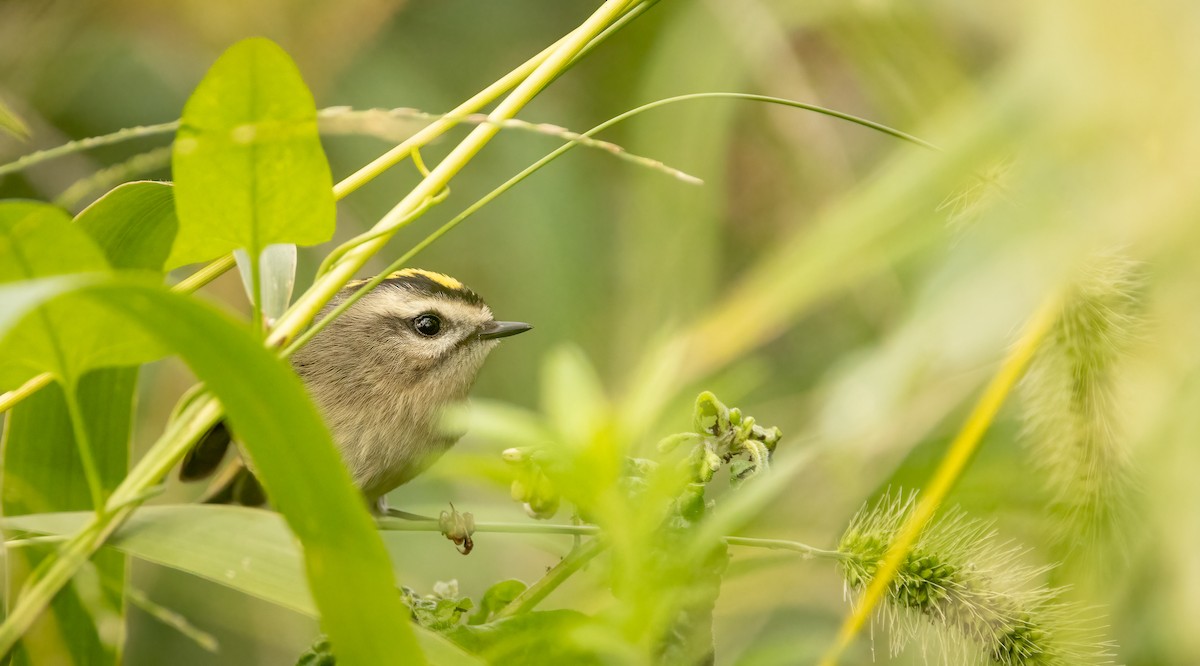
<box><xmin>723</xmin><ymin>536</ymin><xmax>845</xmax><ymax>560</ymax></box>
<box><xmin>376</xmin><ymin>518</ymin><xmax>600</xmax><ymax>536</ymax></box>
<box><xmin>266</xmin><ymin>0</ymin><xmax>640</xmax><ymax>351</ymax></box>
<box><xmin>819</xmin><ymin>293</ymin><xmax>1063</xmax><ymax>666</ymax></box>
<box><xmin>0</xmin><ymin>397</ymin><xmax>221</xmax><ymax>658</ymax></box>
<box><xmin>0</xmin><ymin>0</ymin><xmax>658</xmax><ymax>182</ymax></box>
<box><xmin>310</xmin><ymin>90</ymin><xmax>935</xmax><ymax>353</ymax></box>
<box><xmin>0</xmin><ymin>0</ymin><xmax>660</xmax><ymax>415</ymax></box>
<box><xmin>283</xmin><ymin>195</ymin><xmax>445</xmax><ymax>358</ymax></box>
<box><xmin>494</xmin><ymin>538</ymin><xmax>607</xmax><ymax>620</ymax></box>
<box><xmin>330</xmin><ymin>0</ymin><xmax>653</xmax><ymax>200</ymax></box>
<box><xmin>60</xmin><ymin>382</ymin><xmax>106</xmax><ymax>512</ymax></box>
<box><xmin>0</xmin><ymin>123</ymin><xmax>178</xmax><ymax>177</ymax></box>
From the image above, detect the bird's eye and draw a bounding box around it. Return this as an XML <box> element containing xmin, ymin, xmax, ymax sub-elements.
<box><xmin>413</xmin><ymin>313</ymin><xmax>442</xmax><ymax>337</ymax></box>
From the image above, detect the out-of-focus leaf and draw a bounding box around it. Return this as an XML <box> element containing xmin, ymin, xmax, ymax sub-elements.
<box><xmin>0</xmin><ymin>276</ymin><xmax>427</xmax><ymax>664</ymax></box>
<box><xmin>3</xmin><ymin>506</ymin><xmax>481</xmax><ymax>665</ymax></box>
<box><xmin>74</xmin><ymin>181</ymin><xmax>178</xmax><ymax>272</ymax></box>
<box><xmin>0</xmin><ymin>201</ymin><xmax>165</xmax><ymax>391</ymax></box>
<box><xmin>169</xmin><ymin>37</ymin><xmax>334</xmax><ymax>268</ymax></box>
<box><xmin>3</xmin><ymin>369</ymin><xmax>135</xmax><ymax>665</ymax></box>
<box><xmin>446</xmin><ymin>609</ymin><xmax>603</xmax><ymax>665</ymax></box>
<box><xmin>540</xmin><ymin>345</ymin><xmax>608</xmax><ymax>446</ymax></box>
<box><xmin>0</xmin><ymin>98</ymin><xmax>30</xmax><ymax>140</ymax></box>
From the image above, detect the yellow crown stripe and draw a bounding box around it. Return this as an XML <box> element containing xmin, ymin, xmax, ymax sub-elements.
<box><xmin>385</xmin><ymin>268</ymin><xmax>465</xmax><ymax>291</ymax></box>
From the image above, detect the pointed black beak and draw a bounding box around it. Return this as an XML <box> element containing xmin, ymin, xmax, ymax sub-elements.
<box><xmin>479</xmin><ymin>320</ymin><xmax>532</xmax><ymax>340</ymax></box>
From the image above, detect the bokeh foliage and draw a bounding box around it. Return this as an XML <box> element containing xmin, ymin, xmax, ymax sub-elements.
<box><xmin>2</xmin><ymin>0</ymin><xmax>1199</xmax><ymax>664</ymax></box>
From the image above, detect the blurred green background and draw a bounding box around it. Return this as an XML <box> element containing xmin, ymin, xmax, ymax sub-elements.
<box><xmin>3</xmin><ymin>0</ymin><xmax>1200</xmax><ymax>663</ymax></box>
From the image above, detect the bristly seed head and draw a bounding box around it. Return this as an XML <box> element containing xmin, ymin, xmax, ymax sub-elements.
<box><xmin>837</xmin><ymin>491</ymin><xmax>1115</xmax><ymax>666</ymax></box>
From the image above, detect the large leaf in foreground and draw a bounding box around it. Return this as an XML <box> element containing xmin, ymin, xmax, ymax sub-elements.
<box><xmin>3</xmin><ymin>506</ymin><xmax>480</xmax><ymax>665</ymax></box>
<box><xmin>169</xmin><ymin>37</ymin><xmax>334</xmax><ymax>268</ymax></box>
<box><xmin>3</xmin><ymin>369</ymin><xmax>135</xmax><ymax>666</ymax></box>
<box><xmin>74</xmin><ymin>181</ymin><xmax>179</xmax><ymax>272</ymax></box>
<box><xmin>0</xmin><ymin>277</ymin><xmax>421</xmax><ymax>665</ymax></box>
<box><xmin>0</xmin><ymin>201</ymin><xmax>163</xmax><ymax>391</ymax></box>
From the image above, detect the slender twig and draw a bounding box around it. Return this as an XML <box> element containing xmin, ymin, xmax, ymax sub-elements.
<box><xmin>723</xmin><ymin>536</ymin><xmax>845</xmax><ymax>560</ymax></box>
<box><xmin>376</xmin><ymin>517</ymin><xmax>600</xmax><ymax>536</ymax></box>
<box><xmin>819</xmin><ymin>293</ymin><xmax>1063</xmax><ymax>666</ymax></box>
<box><xmin>0</xmin><ymin>122</ymin><xmax>178</xmax><ymax>177</ymax></box>
<box><xmin>495</xmin><ymin>538</ymin><xmax>607</xmax><ymax>620</ymax></box>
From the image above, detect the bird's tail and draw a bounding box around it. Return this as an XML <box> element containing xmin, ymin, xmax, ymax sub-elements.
<box><xmin>180</xmin><ymin>420</ymin><xmax>267</xmax><ymax>506</ymax></box>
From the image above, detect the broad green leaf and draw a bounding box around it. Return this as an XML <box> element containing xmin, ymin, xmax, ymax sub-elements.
<box><xmin>0</xmin><ymin>97</ymin><xmax>30</xmax><ymax>140</ymax></box>
<box><xmin>3</xmin><ymin>369</ymin><xmax>136</xmax><ymax>665</ymax></box>
<box><xmin>74</xmin><ymin>181</ymin><xmax>178</xmax><ymax>272</ymax></box>
<box><xmin>3</xmin><ymin>506</ymin><xmax>481</xmax><ymax>665</ymax></box>
<box><xmin>169</xmin><ymin>37</ymin><xmax>334</xmax><ymax>268</ymax></box>
<box><xmin>0</xmin><ymin>201</ymin><xmax>164</xmax><ymax>391</ymax></box>
<box><xmin>0</xmin><ymin>277</ymin><xmax>423</xmax><ymax>665</ymax></box>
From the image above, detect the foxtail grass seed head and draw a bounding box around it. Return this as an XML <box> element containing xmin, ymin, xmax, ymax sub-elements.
<box><xmin>1020</xmin><ymin>255</ymin><xmax>1142</xmax><ymax>550</ymax></box>
<box><xmin>838</xmin><ymin>492</ymin><xmax>1114</xmax><ymax>665</ymax></box>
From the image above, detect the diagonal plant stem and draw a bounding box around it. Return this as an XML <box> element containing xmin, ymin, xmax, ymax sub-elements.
<box><xmin>265</xmin><ymin>0</ymin><xmax>641</xmax><ymax>350</ymax></box>
<box><xmin>0</xmin><ymin>0</ymin><xmax>659</xmax><ymax>418</ymax></box>
<box><xmin>495</xmin><ymin>538</ymin><xmax>607</xmax><ymax>620</ymax></box>
<box><xmin>294</xmin><ymin>91</ymin><xmax>940</xmax><ymax>354</ymax></box>
<box><xmin>818</xmin><ymin>292</ymin><xmax>1064</xmax><ymax>666</ymax></box>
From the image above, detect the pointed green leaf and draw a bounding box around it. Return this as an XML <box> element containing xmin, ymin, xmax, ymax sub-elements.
<box><xmin>0</xmin><ymin>201</ymin><xmax>164</xmax><ymax>390</ymax></box>
<box><xmin>0</xmin><ymin>276</ymin><xmax>423</xmax><ymax>664</ymax></box>
<box><xmin>170</xmin><ymin>38</ymin><xmax>334</xmax><ymax>268</ymax></box>
<box><xmin>74</xmin><ymin>181</ymin><xmax>178</xmax><ymax>272</ymax></box>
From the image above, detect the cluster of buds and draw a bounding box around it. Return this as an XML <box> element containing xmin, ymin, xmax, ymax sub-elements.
<box><xmin>659</xmin><ymin>391</ymin><xmax>782</xmax><ymax>487</ymax></box>
<box><xmin>498</xmin><ymin>393</ymin><xmax>782</xmax><ymax>525</ymax></box>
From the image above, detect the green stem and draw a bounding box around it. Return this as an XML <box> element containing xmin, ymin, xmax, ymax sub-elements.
<box><xmin>723</xmin><ymin>537</ymin><xmax>845</xmax><ymax>560</ymax></box>
<box><xmin>61</xmin><ymin>381</ymin><xmax>106</xmax><ymax>512</ymax></box>
<box><xmin>375</xmin><ymin>517</ymin><xmax>601</xmax><ymax>536</ymax></box>
<box><xmin>283</xmin><ymin>196</ymin><xmax>444</xmax><ymax>359</ymax></box>
<box><xmin>173</xmin><ymin>254</ymin><xmax>237</xmax><ymax>293</ymax></box>
<box><xmin>265</xmin><ymin>0</ymin><xmax>639</xmax><ymax>351</ymax></box>
<box><xmin>495</xmin><ymin>538</ymin><xmax>607</xmax><ymax>620</ymax></box>
<box><xmin>0</xmin><ymin>122</ymin><xmax>178</xmax><ymax>177</ymax></box>
<box><xmin>376</xmin><ymin>517</ymin><xmax>837</xmax><ymax>558</ymax></box>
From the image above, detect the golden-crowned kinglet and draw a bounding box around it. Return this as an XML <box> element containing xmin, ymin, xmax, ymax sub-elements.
<box><xmin>180</xmin><ymin>269</ymin><xmax>531</xmax><ymax>513</ymax></box>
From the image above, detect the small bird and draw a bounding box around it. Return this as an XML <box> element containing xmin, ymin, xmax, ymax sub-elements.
<box><xmin>180</xmin><ymin>269</ymin><xmax>531</xmax><ymax>514</ymax></box>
